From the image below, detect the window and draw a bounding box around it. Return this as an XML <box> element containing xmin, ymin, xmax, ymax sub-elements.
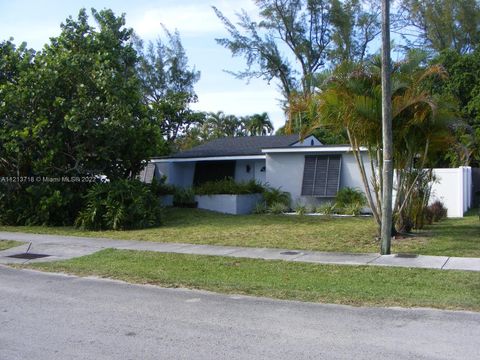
<box><xmin>193</xmin><ymin>161</ymin><xmax>236</xmax><ymax>186</ymax></box>
<box><xmin>301</xmin><ymin>155</ymin><xmax>342</xmax><ymax>197</ymax></box>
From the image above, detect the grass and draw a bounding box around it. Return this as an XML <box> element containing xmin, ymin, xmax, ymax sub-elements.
<box><xmin>0</xmin><ymin>240</ymin><xmax>23</xmax><ymax>251</ymax></box>
<box><xmin>25</xmin><ymin>249</ymin><xmax>480</xmax><ymax>311</ymax></box>
<box><xmin>1</xmin><ymin>207</ymin><xmax>479</xmax><ymax>256</ymax></box>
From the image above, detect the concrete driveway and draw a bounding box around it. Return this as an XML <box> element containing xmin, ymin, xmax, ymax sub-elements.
<box><xmin>1</xmin><ymin>266</ymin><xmax>479</xmax><ymax>360</ymax></box>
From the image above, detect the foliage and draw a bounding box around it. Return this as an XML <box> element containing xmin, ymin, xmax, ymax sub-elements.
<box><xmin>150</xmin><ymin>176</ymin><xmax>176</xmax><ymax>196</ymax></box>
<box><xmin>343</xmin><ymin>202</ymin><xmax>363</xmax><ymax>216</ymax></box>
<box><xmin>135</xmin><ymin>28</ymin><xmax>201</xmax><ymax>148</ymax></box>
<box><xmin>399</xmin><ymin>0</ymin><xmax>480</xmax><ymax>55</ymax></box>
<box><xmin>253</xmin><ymin>202</ymin><xmax>268</xmax><ymax>214</ymax></box>
<box><xmin>194</xmin><ymin>178</ymin><xmax>264</xmax><ymax>195</ymax></box>
<box><xmin>294</xmin><ymin>203</ymin><xmax>307</xmax><ymax>215</ymax></box>
<box><xmin>173</xmin><ymin>188</ymin><xmax>196</xmax><ymax>207</ymax></box>
<box><xmin>268</xmin><ymin>202</ymin><xmax>289</xmax><ymax>214</ymax></box>
<box><xmin>396</xmin><ymin>169</ymin><xmax>435</xmax><ymax>232</ymax></box>
<box><xmin>178</xmin><ymin>111</ymin><xmax>277</xmax><ymax>150</ymax></box>
<box><xmin>214</xmin><ymin>0</ymin><xmax>380</xmax><ymax>101</ymax></box>
<box><xmin>316</xmin><ymin>202</ymin><xmax>336</xmax><ymax>215</ymax></box>
<box><xmin>291</xmin><ymin>52</ymin><xmax>454</xmax><ymax>234</ymax></box>
<box><xmin>262</xmin><ymin>187</ymin><xmax>291</xmax><ymax>208</ymax></box>
<box><xmin>0</xmin><ymin>183</ymin><xmax>86</xmax><ymax>226</ymax></box>
<box><xmin>243</xmin><ymin>112</ymin><xmax>274</xmax><ymax>136</ymax></box>
<box><xmin>425</xmin><ymin>201</ymin><xmax>448</xmax><ymax>224</ymax></box>
<box><xmin>430</xmin><ymin>49</ymin><xmax>480</xmax><ymax>166</ymax></box>
<box><xmin>334</xmin><ymin>187</ymin><xmax>367</xmax><ymax>209</ymax></box>
<box><xmin>75</xmin><ymin>180</ymin><xmax>162</xmax><ymax>230</ymax></box>
<box><xmin>0</xmin><ymin>9</ymin><xmax>162</xmax><ymax>180</ymax></box>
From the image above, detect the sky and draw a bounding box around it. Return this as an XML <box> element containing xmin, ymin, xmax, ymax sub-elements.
<box><xmin>0</xmin><ymin>0</ymin><xmax>286</xmax><ymax>129</ymax></box>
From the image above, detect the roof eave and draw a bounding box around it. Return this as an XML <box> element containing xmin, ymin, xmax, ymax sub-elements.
<box><xmin>261</xmin><ymin>146</ymin><xmax>367</xmax><ymax>153</ymax></box>
<box><xmin>151</xmin><ymin>154</ymin><xmax>267</xmax><ymax>163</ymax></box>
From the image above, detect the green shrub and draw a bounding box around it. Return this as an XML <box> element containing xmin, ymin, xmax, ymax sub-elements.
<box><xmin>262</xmin><ymin>187</ymin><xmax>291</xmax><ymax>208</ymax></box>
<box><xmin>173</xmin><ymin>188</ymin><xmax>196</xmax><ymax>207</ymax></box>
<box><xmin>150</xmin><ymin>176</ymin><xmax>176</xmax><ymax>196</ymax></box>
<box><xmin>75</xmin><ymin>180</ymin><xmax>162</xmax><ymax>230</ymax></box>
<box><xmin>343</xmin><ymin>202</ymin><xmax>363</xmax><ymax>216</ymax></box>
<box><xmin>0</xmin><ymin>183</ymin><xmax>85</xmax><ymax>226</ymax></box>
<box><xmin>335</xmin><ymin>187</ymin><xmax>367</xmax><ymax>210</ymax></box>
<box><xmin>269</xmin><ymin>202</ymin><xmax>288</xmax><ymax>214</ymax></box>
<box><xmin>294</xmin><ymin>203</ymin><xmax>307</xmax><ymax>215</ymax></box>
<box><xmin>316</xmin><ymin>202</ymin><xmax>336</xmax><ymax>215</ymax></box>
<box><xmin>194</xmin><ymin>178</ymin><xmax>264</xmax><ymax>195</ymax></box>
<box><xmin>253</xmin><ymin>202</ymin><xmax>268</xmax><ymax>214</ymax></box>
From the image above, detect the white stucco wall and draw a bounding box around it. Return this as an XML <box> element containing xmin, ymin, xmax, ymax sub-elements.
<box><xmin>430</xmin><ymin>167</ymin><xmax>472</xmax><ymax>218</ymax></box>
<box><xmin>266</xmin><ymin>152</ymin><xmax>372</xmax><ymax>207</ymax></box>
<box><xmin>291</xmin><ymin>135</ymin><xmax>322</xmax><ymax>147</ymax></box>
<box><xmin>235</xmin><ymin>159</ymin><xmax>266</xmax><ymax>184</ymax></box>
<box><xmin>154</xmin><ymin>161</ymin><xmax>195</xmax><ymax>188</ymax></box>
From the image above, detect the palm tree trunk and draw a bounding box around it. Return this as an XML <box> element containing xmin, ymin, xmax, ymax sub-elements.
<box><xmin>381</xmin><ymin>0</ymin><xmax>393</xmax><ymax>254</ymax></box>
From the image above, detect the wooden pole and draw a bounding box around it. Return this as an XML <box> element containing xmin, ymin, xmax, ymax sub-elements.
<box><xmin>381</xmin><ymin>0</ymin><xmax>393</xmax><ymax>254</ymax></box>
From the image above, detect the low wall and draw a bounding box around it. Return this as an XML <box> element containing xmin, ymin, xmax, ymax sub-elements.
<box><xmin>195</xmin><ymin>194</ymin><xmax>262</xmax><ymax>215</ymax></box>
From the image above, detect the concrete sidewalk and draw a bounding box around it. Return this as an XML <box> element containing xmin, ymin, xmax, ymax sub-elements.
<box><xmin>0</xmin><ymin>231</ymin><xmax>479</xmax><ymax>271</ymax></box>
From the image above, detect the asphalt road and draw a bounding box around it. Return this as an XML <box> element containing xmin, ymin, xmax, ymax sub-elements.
<box><xmin>1</xmin><ymin>266</ymin><xmax>479</xmax><ymax>360</ymax></box>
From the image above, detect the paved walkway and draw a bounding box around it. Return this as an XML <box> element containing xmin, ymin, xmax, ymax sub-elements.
<box><xmin>0</xmin><ymin>231</ymin><xmax>479</xmax><ymax>271</ymax></box>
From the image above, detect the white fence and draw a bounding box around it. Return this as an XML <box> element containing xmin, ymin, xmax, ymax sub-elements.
<box><xmin>430</xmin><ymin>167</ymin><xmax>473</xmax><ymax>218</ymax></box>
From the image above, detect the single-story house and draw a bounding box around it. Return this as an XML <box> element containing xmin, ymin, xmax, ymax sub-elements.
<box><xmin>151</xmin><ymin>135</ymin><xmax>371</xmax><ymax>209</ymax></box>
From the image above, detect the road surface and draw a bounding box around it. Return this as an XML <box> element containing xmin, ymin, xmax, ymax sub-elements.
<box><xmin>1</xmin><ymin>265</ymin><xmax>479</xmax><ymax>360</ymax></box>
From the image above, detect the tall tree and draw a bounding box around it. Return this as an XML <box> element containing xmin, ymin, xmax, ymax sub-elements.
<box><xmin>399</xmin><ymin>0</ymin><xmax>480</xmax><ymax>54</ymax></box>
<box><xmin>136</xmin><ymin>28</ymin><xmax>201</xmax><ymax>147</ymax></box>
<box><xmin>430</xmin><ymin>49</ymin><xmax>480</xmax><ymax>166</ymax></box>
<box><xmin>244</xmin><ymin>112</ymin><xmax>274</xmax><ymax>135</ymax></box>
<box><xmin>0</xmin><ymin>9</ymin><xmax>161</xmax><ymax>180</ymax></box>
<box><xmin>214</xmin><ymin>0</ymin><xmax>380</xmax><ymax>103</ymax></box>
<box><xmin>289</xmin><ymin>55</ymin><xmax>453</xmax><ymax>236</ymax></box>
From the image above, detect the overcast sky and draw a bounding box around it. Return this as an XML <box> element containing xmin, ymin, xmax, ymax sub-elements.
<box><xmin>0</xmin><ymin>0</ymin><xmax>287</xmax><ymax>129</ymax></box>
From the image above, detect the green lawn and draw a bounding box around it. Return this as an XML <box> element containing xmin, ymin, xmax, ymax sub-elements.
<box><xmin>26</xmin><ymin>249</ymin><xmax>480</xmax><ymax>311</ymax></box>
<box><xmin>0</xmin><ymin>240</ymin><xmax>23</xmax><ymax>251</ymax></box>
<box><xmin>1</xmin><ymin>207</ymin><xmax>479</xmax><ymax>256</ymax></box>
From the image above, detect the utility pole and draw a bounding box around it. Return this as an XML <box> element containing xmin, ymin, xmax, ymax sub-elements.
<box><xmin>381</xmin><ymin>0</ymin><xmax>393</xmax><ymax>254</ymax></box>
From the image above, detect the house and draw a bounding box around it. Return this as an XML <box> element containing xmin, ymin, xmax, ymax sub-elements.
<box><xmin>151</xmin><ymin>135</ymin><xmax>371</xmax><ymax>210</ymax></box>
<box><xmin>150</xmin><ymin>135</ymin><xmax>475</xmax><ymax>217</ymax></box>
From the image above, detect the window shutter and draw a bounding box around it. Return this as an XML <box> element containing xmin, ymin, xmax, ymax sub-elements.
<box><xmin>301</xmin><ymin>156</ymin><xmax>317</xmax><ymax>195</ymax></box>
<box><xmin>301</xmin><ymin>155</ymin><xmax>342</xmax><ymax>197</ymax></box>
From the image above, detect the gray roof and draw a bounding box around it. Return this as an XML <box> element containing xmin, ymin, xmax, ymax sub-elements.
<box><xmin>169</xmin><ymin>135</ymin><xmax>301</xmax><ymax>159</ymax></box>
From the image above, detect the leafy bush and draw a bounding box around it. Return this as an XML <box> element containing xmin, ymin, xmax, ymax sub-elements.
<box><xmin>335</xmin><ymin>187</ymin><xmax>367</xmax><ymax>209</ymax></box>
<box><xmin>0</xmin><ymin>183</ymin><xmax>85</xmax><ymax>226</ymax></box>
<box><xmin>343</xmin><ymin>202</ymin><xmax>363</xmax><ymax>216</ymax></box>
<box><xmin>194</xmin><ymin>178</ymin><xmax>264</xmax><ymax>195</ymax></box>
<box><xmin>75</xmin><ymin>180</ymin><xmax>162</xmax><ymax>230</ymax></box>
<box><xmin>294</xmin><ymin>203</ymin><xmax>307</xmax><ymax>215</ymax></box>
<box><xmin>253</xmin><ymin>202</ymin><xmax>268</xmax><ymax>214</ymax></box>
<box><xmin>150</xmin><ymin>176</ymin><xmax>176</xmax><ymax>196</ymax></box>
<box><xmin>425</xmin><ymin>201</ymin><xmax>448</xmax><ymax>224</ymax></box>
<box><xmin>269</xmin><ymin>202</ymin><xmax>288</xmax><ymax>214</ymax></box>
<box><xmin>262</xmin><ymin>187</ymin><xmax>291</xmax><ymax>208</ymax></box>
<box><xmin>316</xmin><ymin>201</ymin><xmax>336</xmax><ymax>215</ymax></box>
<box><xmin>173</xmin><ymin>188</ymin><xmax>196</xmax><ymax>207</ymax></box>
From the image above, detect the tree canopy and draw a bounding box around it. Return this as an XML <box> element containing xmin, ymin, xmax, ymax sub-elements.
<box><xmin>0</xmin><ymin>8</ymin><xmax>163</xmax><ymax>180</ymax></box>
<box><xmin>135</xmin><ymin>28</ymin><xmax>201</xmax><ymax>148</ymax></box>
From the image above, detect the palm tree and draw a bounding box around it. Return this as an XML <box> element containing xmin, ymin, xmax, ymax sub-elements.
<box><xmin>244</xmin><ymin>112</ymin><xmax>274</xmax><ymax>136</ymax></box>
<box><xmin>204</xmin><ymin>111</ymin><xmax>242</xmax><ymax>138</ymax></box>
<box><xmin>289</xmin><ymin>54</ymin><xmax>454</xmax><ymax>235</ymax></box>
